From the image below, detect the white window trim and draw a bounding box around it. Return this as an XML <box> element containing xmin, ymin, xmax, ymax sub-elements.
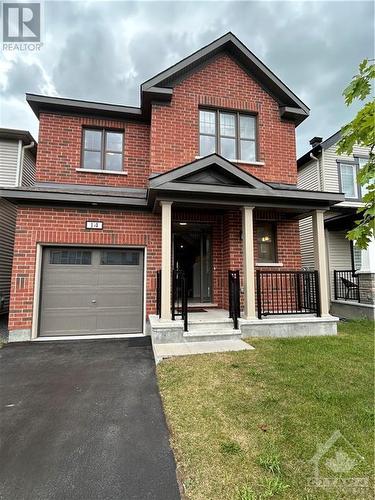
<box><xmin>76</xmin><ymin>168</ymin><xmax>128</xmax><ymax>176</ymax></box>
<box><xmin>338</xmin><ymin>162</ymin><xmax>359</xmax><ymax>200</ymax></box>
<box><xmin>255</xmin><ymin>262</ymin><xmax>284</xmax><ymax>267</ymax></box>
<box><xmin>195</xmin><ymin>156</ymin><xmax>264</xmax><ymax>166</ymax></box>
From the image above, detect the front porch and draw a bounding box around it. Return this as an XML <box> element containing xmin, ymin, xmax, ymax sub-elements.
<box><xmin>148</xmin><ymin>154</ymin><xmax>341</xmax><ymax>354</ymax></box>
<box><xmin>325</xmin><ymin>212</ymin><xmax>375</xmax><ymax>321</ymax></box>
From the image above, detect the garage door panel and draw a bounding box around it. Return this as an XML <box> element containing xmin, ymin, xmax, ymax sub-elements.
<box><xmin>39</xmin><ymin>310</ymin><xmax>97</xmax><ymax>336</ymax></box>
<box><xmin>39</xmin><ymin>247</ymin><xmax>144</xmax><ymax>337</ymax></box>
<box><xmin>43</xmin><ymin>268</ymin><xmax>97</xmax><ymax>287</ymax></box>
<box><xmin>40</xmin><ymin>288</ymin><xmax>98</xmax><ymax>309</ymax></box>
<box><xmin>96</xmin><ymin>309</ymin><xmax>142</xmax><ymax>334</ymax></box>
<box><xmin>95</xmin><ymin>288</ymin><xmax>143</xmax><ymax>307</ymax></box>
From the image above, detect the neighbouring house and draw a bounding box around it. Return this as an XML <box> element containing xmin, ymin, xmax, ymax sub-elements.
<box><xmin>0</xmin><ymin>128</ymin><xmax>36</xmax><ymax>318</ymax></box>
<box><xmin>298</xmin><ymin>132</ymin><xmax>374</xmax><ymax>320</ymax></box>
<box><xmin>0</xmin><ymin>32</ymin><xmax>344</xmax><ymax>344</ymax></box>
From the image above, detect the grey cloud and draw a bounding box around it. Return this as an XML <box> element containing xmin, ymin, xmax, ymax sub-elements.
<box><xmin>2</xmin><ymin>60</ymin><xmax>47</xmax><ymax>98</ymax></box>
<box><xmin>0</xmin><ymin>1</ymin><xmax>373</xmax><ymax>155</ymax></box>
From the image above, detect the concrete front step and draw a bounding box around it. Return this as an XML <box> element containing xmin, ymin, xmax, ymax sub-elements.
<box><xmin>186</xmin><ymin>319</ymin><xmax>234</xmax><ymax>332</ymax></box>
<box><xmin>183</xmin><ymin>329</ymin><xmax>241</xmax><ymax>342</ymax></box>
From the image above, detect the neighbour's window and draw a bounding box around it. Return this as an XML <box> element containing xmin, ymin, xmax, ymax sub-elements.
<box><xmin>256</xmin><ymin>223</ymin><xmax>277</xmax><ymax>263</ymax></box>
<box><xmin>82</xmin><ymin>129</ymin><xmax>123</xmax><ymax>171</ymax></box>
<box><xmin>50</xmin><ymin>249</ymin><xmax>92</xmax><ymax>265</ymax></box>
<box><xmin>357</xmin><ymin>157</ymin><xmax>369</xmax><ymax>197</ymax></box>
<box><xmin>199</xmin><ymin>109</ymin><xmax>257</xmax><ymax>162</ymax></box>
<box><xmin>338</xmin><ymin>162</ymin><xmax>359</xmax><ymax>199</ymax></box>
<box><xmin>100</xmin><ymin>249</ymin><xmax>140</xmax><ymax>265</ymax></box>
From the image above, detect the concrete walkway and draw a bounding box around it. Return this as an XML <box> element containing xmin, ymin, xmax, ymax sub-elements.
<box><xmin>153</xmin><ymin>339</ymin><xmax>254</xmax><ymax>363</ymax></box>
<box><xmin>0</xmin><ymin>338</ymin><xmax>180</xmax><ymax>500</ymax></box>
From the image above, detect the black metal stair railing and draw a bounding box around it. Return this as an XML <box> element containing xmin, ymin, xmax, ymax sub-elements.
<box><xmin>156</xmin><ymin>270</ymin><xmax>161</xmax><ymax>318</ymax></box>
<box><xmin>172</xmin><ymin>269</ymin><xmax>188</xmax><ymax>332</ymax></box>
<box><xmin>228</xmin><ymin>270</ymin><xmax>241</xmax><ymax>329</ymax></box>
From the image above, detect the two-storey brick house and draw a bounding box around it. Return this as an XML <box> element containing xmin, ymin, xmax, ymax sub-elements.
<box><xmin>1</xmin><ymin>33</ymin><xmax>343</xmax><ymax>343</ymax></box>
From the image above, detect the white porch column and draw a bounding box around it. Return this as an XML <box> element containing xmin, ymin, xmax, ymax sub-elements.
<box><xmin>312</xmin><ymin>209</ymin><xmax>330</xmax><ymax>316</ymax></box>
<box><xmin>160</xmin><ymin>201</ymin><xmax>172</xmax><ymax>320</ymax></box>
<box><xmin>242</xmin><ymin>206</ymin><xmax>256</xmax><ymax>319</ymax></box>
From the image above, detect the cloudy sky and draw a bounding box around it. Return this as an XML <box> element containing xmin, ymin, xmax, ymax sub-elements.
<box><xmin>0</xmin><ymin>0</ymin><xmax>373</xmax><ymax>155</ymax></box>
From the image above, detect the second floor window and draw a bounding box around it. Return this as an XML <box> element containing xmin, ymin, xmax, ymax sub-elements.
<box><xmin>338</xmin><ymin>162</ymin><xmax>359</xmax><ymax>200</ymax></box>
<box><xmin>82</xmin><ymin>129</ymin><xmax>123</xmax><ymax>171</ymax></box>
<box><xmin>199</xmin><ymin>109</ymin><xmax>257</xmax><ymax>162</ymax></box>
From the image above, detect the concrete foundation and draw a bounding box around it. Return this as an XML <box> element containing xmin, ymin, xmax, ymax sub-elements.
<box><xmin>239</xmin><ymin>315</ymin><xmax>339</xmax><ymax>338</ymax></box>
<box><xmin>8</xmin><ymin>329</ymin><xmax>32</xmax><ymax>342</ymax></box>
<box><xmin>330</xmin><ymin>300</ymin><xmax>375</xmax><ymax>321</ymax></box>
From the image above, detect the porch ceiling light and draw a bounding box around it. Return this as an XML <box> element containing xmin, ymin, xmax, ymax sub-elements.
<box><xmin>179</xmin><ymin>222</ymin><xmax>187</xmax><ymax>226</ymax></box>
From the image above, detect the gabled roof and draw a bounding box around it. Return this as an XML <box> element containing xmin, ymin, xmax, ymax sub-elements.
<box><xmin>148</xmin><ymin>154</ymin><xmax>344</xmax><ymax>211</ymax></box>
<box><xmin>27</xmin><ymin>32</ymin><xmax>309</xmax><ymax>125</ymax></box>
<box><xmin>298</xmin><ymin>130</ymin><xmax>341</xmax><ymax>169</ymax></box>
<box><xmin>149</xmin><ymin>154</ymin><xmax>273</xmax><ymax>190</ymax></box>
<box><xmin>142</xmin><ymin>32</ymin><xmax>309</xmax><ymax>125</ymax></box>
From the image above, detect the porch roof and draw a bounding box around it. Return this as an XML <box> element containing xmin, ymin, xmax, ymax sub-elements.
<box><xmin>149</xmin><ymin>154</ymin><xmax>344</xmax><ymax>216</ymax></box>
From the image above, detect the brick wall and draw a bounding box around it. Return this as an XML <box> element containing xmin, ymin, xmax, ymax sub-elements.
<box><xmin>36</xmin><ymin>113</ymin><xmax>150</xmax><ymax>187</ymax></box>
<box><xmin>9</xmin><ymin>206</ymin><xmax>302</xmax><ymax>336</ymax></box>
<box><xmin>8</xmin><ymin>207</ymin><xmax>161</xmax><ymax>333</ymax></box>
<box><xmin>150</xmin><ymin>53</ymin><xmax>297</xmax><ymax>184</ymax></box>
<box><xmin>36</xmin><ymin>53</ymin><xmax>297</xmax><ymax>188</ymax></box>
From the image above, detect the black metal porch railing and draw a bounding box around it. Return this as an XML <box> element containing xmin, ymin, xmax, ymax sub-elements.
<box><xmin>156</xmin><ymin>270</ymin><xmax>161</xmax><ymax>318</ymax></box>
<box><xmin>256</xmin><ymin>270</ymin><xmax>321</xmax><ymax>319</ymax></box>
<box><xmin>172</xmin><ymin>269</ymin><xmax>188</xmax><ymax>331</ymax></box>
<box><xmin>228</xmin><ymin>270</ymin><xmax>241</xmax><ymax>329</ymax></box>
<box><xmin>333</xmin><ymin>270</ymin><xmax>360</xmax><ymax>302</ymax></box>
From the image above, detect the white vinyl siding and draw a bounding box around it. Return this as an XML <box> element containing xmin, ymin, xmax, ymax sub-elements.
<box><xmin>299</xmin><ymin>216</ymin><xmax>315</xmax><ymax>269</ymax></box>
<box><xmin>322</xmin><ymin>142</ymin><xmax>370</xmax><ymax>194</ymax></box>
<box><xmin>21</xmin><ymin>148</ymin><xmax>36</xmax><ymax>186</ymax></box>
<box><xmin>0</xmin><ymin>199</ymin><xmax>17</xmax><ymax>313</ymax></box>
<box><xmin>297</xmin><ymin>159</ymin><xmax>320</xmax><ymax>190</ymax></box>
<box><xmin>326</xmin><ymin>230</ymin><xmax>353</xmax><ymax>298</ymax></box>
<box><xmin>0</xmin><ymin>139</ymin><xmax>20</xmax><ymax>187</ymax></box>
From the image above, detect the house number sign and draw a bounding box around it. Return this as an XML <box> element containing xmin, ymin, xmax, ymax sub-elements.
<box><xmin>86</xmin><ymin>221</ymin><xmax>103</xmax><ymax>230</ymax></box>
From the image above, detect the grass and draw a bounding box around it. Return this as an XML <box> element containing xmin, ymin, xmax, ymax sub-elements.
<box><xmin>157</xmin><ymin>320</ymin><xmax>374</xmax><ymax>499</ymax></box>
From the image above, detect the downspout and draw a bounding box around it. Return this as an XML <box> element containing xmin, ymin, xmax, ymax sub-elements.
<box><xmin>17</xmin><ymin>141</ymin><xmax>35</xmax><ymax>187</ymax></box>
<box><xmin>14</xmin><ymin>140</ymin><xmax>22</xmax><ymax>187</ymax></box>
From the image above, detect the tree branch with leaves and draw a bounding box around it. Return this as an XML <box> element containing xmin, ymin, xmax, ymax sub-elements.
<box><xmin>337</xmin><ymin>59</ymin><xmax>375</xmax><ymax>249</ymax></box>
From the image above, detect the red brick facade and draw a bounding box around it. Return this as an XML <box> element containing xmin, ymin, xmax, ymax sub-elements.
<box><xmin>9</xmin><ymin>206</ymin><xmax>301</xmax><ymax>332</ymax></box>
<box><xmin>150</xmin><ymin>53</ymin><xmax>297</xmax><ymax>183</ymax></box>
<box><xmin>37</xmin><ymin>114</ymin><xmax>150</xmax><ymax>188</ymax></box>
<box><xmin>8</xmin><ymin>47</ymin><xmax>304</xmax><ymax>337</ymax></box>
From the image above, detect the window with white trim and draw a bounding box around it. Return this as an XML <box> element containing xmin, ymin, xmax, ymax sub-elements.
<box><xmin>338</xmin><ymin>162</ymin><xmax>359</xmax><ymax>199</ymax></box>
<box><xmin>357</xmin><ymin>157</ymin><xmax>369</xmax><ymax>197</ymax></box>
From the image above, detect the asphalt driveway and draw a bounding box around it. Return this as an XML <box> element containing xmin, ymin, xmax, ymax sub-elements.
<box><xmin>0</xmin><ymin>338</ymin><xmax>180</xmax><ymax>500</ymax></box>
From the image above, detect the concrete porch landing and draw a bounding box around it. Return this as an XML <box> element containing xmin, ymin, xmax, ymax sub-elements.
<box><xmin>149</xmin><ymin>308</ymin><xmax>339</xmax><ymax>361</ymax></box>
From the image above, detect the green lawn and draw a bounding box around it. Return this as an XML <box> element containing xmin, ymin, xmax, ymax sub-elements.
<box><xmin>157</xmin><ymin>320</ymin><xmax>374</xmax><ymax>499</ymax></box>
